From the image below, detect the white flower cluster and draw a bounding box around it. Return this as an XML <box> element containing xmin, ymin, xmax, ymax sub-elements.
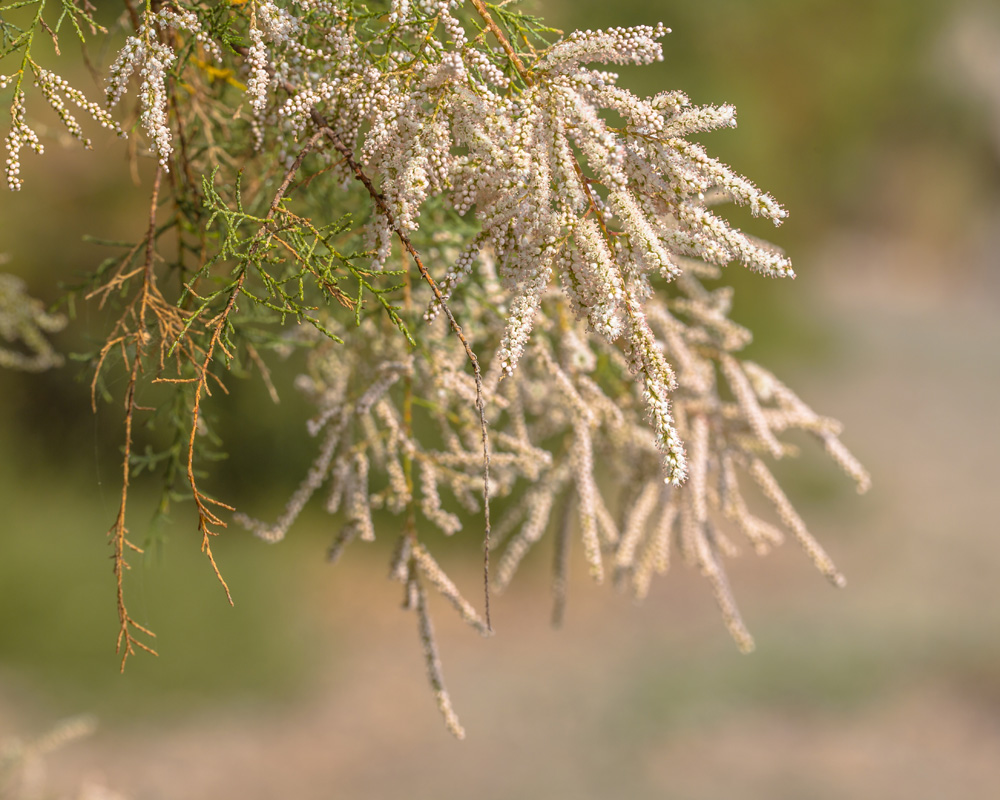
<box><xmin>157</xmin><ymin>8</ymin><xmax>223</xmax><ymax>61</ymax></box>
<box><xmin>542</xmin><ymin>23</ymin><xmax>670</xmax><ymax>70</ymax></box>
<box><xmin>218</xmin><ymin>2</ymin><xmax>868</xmax><ymax>652</ymax></box>
<box><xmin>246</xmin><ymin>28</ymin><xmax>272</xmax><ymax>114</ymax></box>
<box><xmin>234</xmin><ymin>8</ymin><xmax>796</xmax><ymax>486</ymax></box>
<box><xmin>3</xmin><ymin>91</ymin><xmax>42</xmax><ymax>192</ymax></box>
<box><xmin>107</xmin><ymin>34</ymin><xmax>175</xmax><ymax>169</ymax></box>
<box><xmin>35</xmin><ymin>69</ymin><xmax>125</xmax><ymax>150</ymax></box>
<box><xmin>104</xmin><ymin>8</ymin><xmax>219</xmax><ymax>171</ymax></box>
<box><xmin>0</xmin><ymin>18</ymin><xmax>122</xmax><ymax>190</ymax></box>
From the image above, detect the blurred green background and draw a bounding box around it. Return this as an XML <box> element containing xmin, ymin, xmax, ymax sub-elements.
<box><xmin>2</xmin><ymin>1</ymin><xmax>999</xmax><ymax>798</ymax></box>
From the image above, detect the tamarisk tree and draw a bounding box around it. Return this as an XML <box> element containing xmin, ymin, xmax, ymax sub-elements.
<box><xmin>1</xmin><ymin>0</ymin><xmax>869</xmax><ymax>738</ymax></box>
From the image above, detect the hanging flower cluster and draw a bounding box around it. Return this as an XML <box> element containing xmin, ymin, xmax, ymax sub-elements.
<box><xmin>226</xmin><ymin>1</ymin><xmax>868</xmax><ymax>734</ymax></box>
<box><xmin>0</xmin><ymin>1</ymin><xmax>869</xmax><ymax>738</ymax></box>
<box><xmin>231</xmin><ymin>2</ymin><xmax>802</xmax><ymax>489</ymax></box>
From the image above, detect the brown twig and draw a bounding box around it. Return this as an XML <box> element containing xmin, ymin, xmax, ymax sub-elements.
<box><xmin>469</xmin><ymin>0</ymin><xmax>533</xmax><ymax>85</ymax></box>
<box><xmin>182</xmin><ymin>129</ymin><xmax>326</xmax><ymax>606</ymax></box>
<box><xmin>106</xmin><ymin>166</ymin><xmax>165</xmax><ymax>671</ymax></box>
<box><xmin>100</xmin><ymin>129</ymin><xmax>321</xmax><ymax>668</ymax></box>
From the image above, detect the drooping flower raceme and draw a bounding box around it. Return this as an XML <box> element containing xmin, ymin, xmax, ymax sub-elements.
<box><xmin>105</xmin><ymin>8</ymin><xmax>220</xmax><ymax>170</ymax></box>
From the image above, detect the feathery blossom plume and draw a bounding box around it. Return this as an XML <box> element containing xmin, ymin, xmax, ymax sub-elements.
<box><xmin>3</xmin><ymin>90</ymin><xmax>42</xmax><ymax>192</ymax></box>
<box><xmin>0</xmin><ymin>0</ymin><xmax>870</xmax><ymax>736</ymax></box>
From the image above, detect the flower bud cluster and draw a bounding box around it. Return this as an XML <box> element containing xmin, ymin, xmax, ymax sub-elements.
<box><xmin>4</xmin><ymin>91</ymin><xmax>42</xmax><ymax>191</ymax></box>
<box><xmin>542</xmin><ymin>23</ymin><xmax>670</xmax><ymax>71</ymax></box>
<box><xmin>35</xmin><ymin>69</ymin><xmax>125</xmax><ymax>152</ymax></box>
<box><xmin>103</xmin><ymin>7</ymin><xmax>224</xmax><ymax>172</ymax></box>
<box><xmin>106</xmin><ymin>26</ymin><xmax>176</xmax><ymax>170</ymax></box>
<box><xmin>257</xmin><ymin>225</ymin><xmax>866</xmax><ymax>656</ymax></box>
<box><xmin>156</xmin><ymin>8</ymin><xmax>222</xmax><ymax>61</ymax></box>
<box><xmin>2</xmin><ymin>29</ymin><xmax>124</xmax><ymax>191</ymax></box>
<box><xmin>246</xmin><ymin>29</ymin><xmax>272</xmax><ymax>114</ymax></box>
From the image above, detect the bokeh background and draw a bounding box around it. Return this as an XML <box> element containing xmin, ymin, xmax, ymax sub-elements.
<box><xmin>2</xmin><ymin>1</ymin><xmax>999</xmax><ymax>797</ymax></box>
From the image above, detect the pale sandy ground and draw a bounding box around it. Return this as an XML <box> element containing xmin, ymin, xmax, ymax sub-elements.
<box><xmin>3</xmin><ymin>220</ymin><xmax>1000</xmax><ymax>799</ymax></box>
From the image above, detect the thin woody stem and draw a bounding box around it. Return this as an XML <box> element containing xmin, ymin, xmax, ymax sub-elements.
<box><xmin>470</xmin><ymin>0</ymin><xmax>533</xmax><ymax>85</ymax></box>
<box><xmin>184</xmin><ymin>129</ymin><xmax>325</xmax><ymax>606</ymax></box>
<box><xmin>109</xmin><ymin>165</ymin><xmax>164</xmax><ymax>671</ymax></box>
